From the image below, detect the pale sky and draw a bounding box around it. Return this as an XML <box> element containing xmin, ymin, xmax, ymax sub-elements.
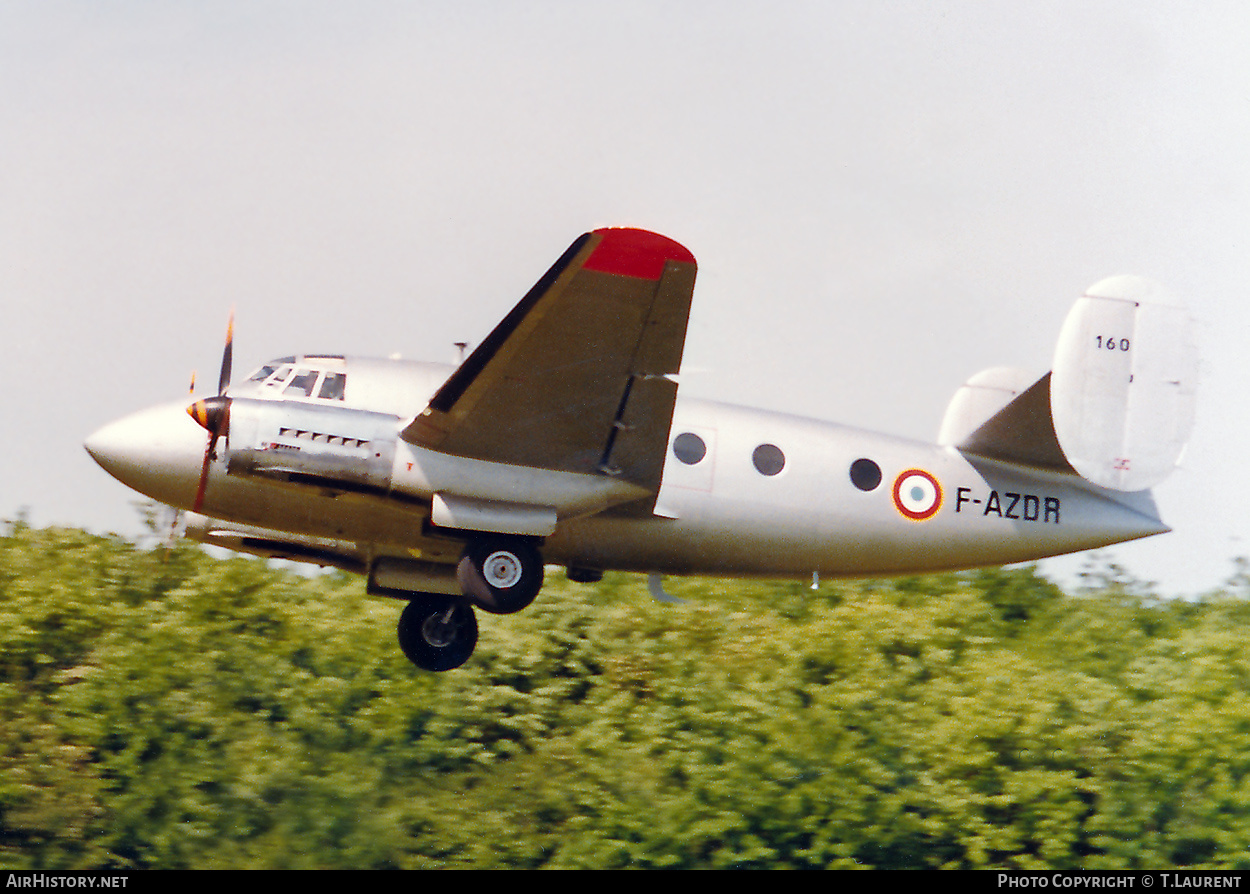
<box><xmin>2</xmin><ymin>1</ymin><xmax>1246</xmax><ymax>596</ymax></box>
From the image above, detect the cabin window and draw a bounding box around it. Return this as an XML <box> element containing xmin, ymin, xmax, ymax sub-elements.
<box><xmin>752</xmin><ymin>444</ymin><xmax>785</xmax><ymax>476</ymax></box>
<box><xmin>673</xmin><ymin>432</ymin><xmax>707</xmax><ymax>465</ymax></box>
<box><xmin>850</xmin><ymin>458</ymin><xmax>882</xmax><ymax>491</ymax></box>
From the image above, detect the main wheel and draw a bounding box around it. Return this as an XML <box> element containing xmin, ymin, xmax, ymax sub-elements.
<box><xmin>457</xmin><ymin>537</ymin><xmax>544</xmax><ymax>615</ymax></box>
<box><xmin>397</xmin><ymin>595</ymin><xmax>478</xmax><ymax>672</ymax></box>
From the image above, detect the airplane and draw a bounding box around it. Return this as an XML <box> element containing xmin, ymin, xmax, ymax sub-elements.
<box><xmin>84</xmin><ymin>227</ymin><xmax>1199</xmax><ymax>672</ymax></box>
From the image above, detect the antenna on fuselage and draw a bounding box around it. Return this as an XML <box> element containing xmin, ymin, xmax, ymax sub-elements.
<box><xmin>455</xmin><ymin>342</ymin><xmax>468</xmax><ymax>364</ymax></box>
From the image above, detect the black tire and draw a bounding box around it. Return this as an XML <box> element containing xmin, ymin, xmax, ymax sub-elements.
<box><xmin>456</xmin><ymin>537</ymin><xmax>544</xmax><ymax>615</ymax></box>
<box><xmin>397</xmin><ymin>595</ymin><xmax>478</xmax><ymax>672</ymax></box>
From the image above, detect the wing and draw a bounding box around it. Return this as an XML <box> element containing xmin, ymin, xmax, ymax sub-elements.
<box><xmin>402</xmin><ymin>228</ymin><xmax>698</xmax><ymax>497</ymax></box>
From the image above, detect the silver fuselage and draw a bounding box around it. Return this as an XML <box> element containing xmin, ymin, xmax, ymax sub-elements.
<box><xmin>85</xmin><ymin>355</ymin><xmax>1168</xmax><ymax>582</ymax></box>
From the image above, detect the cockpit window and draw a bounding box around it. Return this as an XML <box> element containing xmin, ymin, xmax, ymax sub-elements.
<box><xmin>318</xmin><ymin>372</ymin><xmax>346</xmax><ymax>400</ymax></box>
<box><xmin>261</xmin><ymin>365</ymin><xmax>294</xmax><ymax>389</ymax></box>
<box><xmin>245</xmin><ymin>359</ymin><xmax>347</xmax><ymax>402</ymax></box>
<box><xmin>248</xmin><ymin>363</ymin><xmax>280</xmax><ymax>382</ymax></box>
<box><xmin>284</xmin><ymin>369</ymin><xmax>319</xmax><ymax>397</ymax></box>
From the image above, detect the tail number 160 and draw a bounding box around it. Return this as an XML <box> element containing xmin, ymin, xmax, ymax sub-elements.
<box><xmin>1095</xmin><ymin>336</ymin><xmax>1131</xmax><ymax>351</ymax></box>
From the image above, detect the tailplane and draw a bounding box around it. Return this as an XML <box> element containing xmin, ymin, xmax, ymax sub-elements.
<box><xmin>942</xmin><ymin>276</ymin><xmax>1198</xmax><ymax>492</ymax></box>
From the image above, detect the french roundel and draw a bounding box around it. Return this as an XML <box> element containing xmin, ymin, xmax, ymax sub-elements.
<box><xmin>892</xmin><ymin>469</ymin><xmax>943</xmax><ymax>521</ymax></box>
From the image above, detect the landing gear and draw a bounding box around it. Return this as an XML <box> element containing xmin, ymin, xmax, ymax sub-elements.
<box><xmin>397</xmin><ymin>595</ymin><xmax>478</xmax><ymax>672</ymax></box>
<box><xmin>456</xmin><ymin>536</ymin><xmax>544</xmax><ymax>615</ymax></box>
<box><xmin>391</xmin><ymin>535</ymin><xmax>545</xmax><ymax>671</ymax></box>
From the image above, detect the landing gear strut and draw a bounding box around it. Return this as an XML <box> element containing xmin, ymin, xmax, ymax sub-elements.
<box><xmin>397</xmin><ymin>595</ymin><xmax>478</xmax><ymax>672</ymax></box>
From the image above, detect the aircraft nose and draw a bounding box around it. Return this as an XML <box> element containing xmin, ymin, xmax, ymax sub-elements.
<box><xmin>85</xmin><ymin>402</ymin><xmax>209</xmax><ymax>509</ymax></box>
<box><xmin>83</xmin><ymin>419</ymin><xmax>130</xmax><ymax>475</ymax></box>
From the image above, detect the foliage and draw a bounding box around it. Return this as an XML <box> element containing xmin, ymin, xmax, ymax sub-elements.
<box><xmin>2</xmin><ymin>517</ymin><xmax>1249</xmax><ymax>869</ymax></box>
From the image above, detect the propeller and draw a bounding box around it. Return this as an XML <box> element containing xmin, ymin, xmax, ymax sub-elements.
<box><xmin>187</xmin><ymin>311</ymin><xmax>234</xmax><ymax>512</ymax></box>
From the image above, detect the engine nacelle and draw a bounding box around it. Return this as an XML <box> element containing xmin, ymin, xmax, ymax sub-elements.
<box><xmin>224</xmin><ymin>398</ymin><xmax>399</xmax><ymax>494</ymax></box>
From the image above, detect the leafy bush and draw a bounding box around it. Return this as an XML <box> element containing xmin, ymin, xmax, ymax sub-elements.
<box><xmin>2</xmin><ymin>518</ymin><xmax>1248</xmax><ymax>869</ymax></box>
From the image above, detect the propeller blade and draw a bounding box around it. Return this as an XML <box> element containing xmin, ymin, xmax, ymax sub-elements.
<box><xmin>217</xmin><ymin>311</ymin><xmax>234</xmax><ymax>395</ymax></box>
<box><xmin>192</xmin><ymin>444</ymin><xmax>214</xmax><ymax>513</ymax></box>
<box><xmin>191</xmin><ymin>311</ymin><xmax>235</xmax><ymax>512</ymax></box>
<box><xmin>189</xmin><ymin>395</ymin><xmax>230</xmax><ymax>513</ymax></box>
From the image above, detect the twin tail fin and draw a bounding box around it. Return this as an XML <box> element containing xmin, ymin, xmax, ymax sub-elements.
<box><xmin>941</xmin><ymin>276</ymin><xmax>1198</xmax><ymax>492</ymax></box>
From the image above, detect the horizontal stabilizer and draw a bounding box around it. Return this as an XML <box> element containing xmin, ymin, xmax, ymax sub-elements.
<box><xmin>938</xmin><ymin>366</ymin><xmax>1038</xmax><ymax>447</ymax></box>
<box><xmin>954</xmin><ymin>276</ymin><xmax>1197</xmax><ymax>492</ymax></box>
<box><xmin>954</xmin><ymin>372</ymin><xmax>1074</xmax><ymax>474</ymax></box>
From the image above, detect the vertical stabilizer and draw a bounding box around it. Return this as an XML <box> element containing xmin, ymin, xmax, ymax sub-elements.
<box><xmin>1049</xmin><ymin>276</ymin><xmax>1198</xmax><ymax>491</ymax></box>
<box><xmin>951</xmin><ymin>276</ymin><xmax>1197</xmax><ymax>494</ymax></box>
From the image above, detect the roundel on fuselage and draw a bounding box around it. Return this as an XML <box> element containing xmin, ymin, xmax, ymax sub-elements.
<box><xmin>892</xmin><ymin>469</ymin><xmax>942</xmax><ymax>521</ymax></box>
